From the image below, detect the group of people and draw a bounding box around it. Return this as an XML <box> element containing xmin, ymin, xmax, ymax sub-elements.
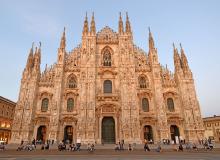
<box><xmin>173</xmin><ymin>139</ymin><xmax>214</xmax><ymax>152</ymax></box>
<box><xmin>58</xmin><ymin>141</ymin><xmax>81</xmax><ymax>151</ymax></box>
<box><xmin>16</xmin><ymin>139</ymin><xmax>50</xmax><ymax>151</ymax></box>
<box><xmin>14</xmin><ymin>137</ymin><xmax>215</xmax><ymax>152</ymax></box>
<box><xmin>114</xmin><ymin>140</ymin><xmax>125</xmax><ymax>151</ymax></box>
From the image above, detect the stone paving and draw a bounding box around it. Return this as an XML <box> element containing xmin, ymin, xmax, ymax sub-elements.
<box><xmin>1</xmin><ymin>144</ymin><xmax>220</xmax><ymax>160</ymax></box>
<box><xmin>1</xmin><ymin>150</ymin><xmax>220</xmax><ymax>160</ymax></box>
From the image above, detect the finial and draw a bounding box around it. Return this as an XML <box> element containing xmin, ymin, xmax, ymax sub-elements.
<box><xmin>39</xmin><ymin>41</ymin><xmax>41</xmax><ymax>48</ymax></box>
<box><xmin>126</xmin><ymin>12</ymin><xmax>129</xmax><ymax>19</ymax></box>
<box><xmin>92</xmin><ymin>12</ymin><xmax>94</xmax><ymax>19</ymax></box>
<box><xmin>173</xmin><ymin>43</ymin><xmax>175</xmax><ymax>49</ymax></box>
<box><xmin>119</xmin><ymin>12</ymin><xmax>122</xmax><ymax>20</ymax></box>
<box><xmin>180</xmin><ymin>43</ymin><xmax>184</xmax><ymax>51</ymax></box>
<box><xmin>32</xmin><ymin>42</ymin><xmax>34</xmax><ymax>49</ymax></box>
<box><xmin>148</xmin><ymin>27</ymin><xmax>151</xmax><ymax>33</ymax></box>
<box><xmin>86</xmin><ymin>12</ymin><xmax>88</xmax><ymax>20</ymax></box>
<box><xmin>148</xmin><ymin>27</ymin><xmax>153</xmax><ymax>38</ymax></box>
<box><xmin>44</xmin><ymin>63</ymin><xmax>47</xmax><ymax>72</ymax></box>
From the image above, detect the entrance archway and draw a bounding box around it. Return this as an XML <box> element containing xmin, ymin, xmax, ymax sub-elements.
<box><xmin>102</xmin><ymin>117</ymin><xmax>115</xmax><ymax>144</ymax></box>
<box><xmin>64</xmin><ymin>126</ymin><xmax>73</xmax><ymax>144</ymax></box>
<box><xmin>143</xmin><ymin>125</ymin><xmax>153</xmax><ymax>142</ymax></box>
<box><xmin>36</xmin><ymin>125</ymin><xmax>46</xmax><ymax>143</ymax></box>
<box><xmin>170</xmin><ymin>125</ymin><xmax>180</xmax><ymax>144</ymax></box>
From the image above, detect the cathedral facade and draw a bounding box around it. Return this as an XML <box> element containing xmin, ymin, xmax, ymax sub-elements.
<box><xmin>11</xmin><ymin>13</ymin><xmax>204</xmax><ymax>144</ymax></box>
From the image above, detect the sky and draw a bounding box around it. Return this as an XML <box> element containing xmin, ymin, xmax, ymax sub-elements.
<box><xmin>0</xmin><ymin>0</ymin><xmax>219</xmax><ymax>117</ymax></box>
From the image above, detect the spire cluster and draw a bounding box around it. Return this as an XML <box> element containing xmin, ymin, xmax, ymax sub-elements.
<box><xmin>173</xmin><ymin>43</ymin><xmax>190</xmax><ymax>73</ymax></box>
<box><xmin>82</xmin><ymin>12</ymin><xmax>96</xmax><ymax>35</ymax></box>
<box><xmin>25</xmin><ymin>42</ymin><xmax>41</xmax><ymax>72</ymax></box>
<box><xmin>118</xmin><ymin>12</ymin><xmax>132</xmax><ymax>35</ymax></box>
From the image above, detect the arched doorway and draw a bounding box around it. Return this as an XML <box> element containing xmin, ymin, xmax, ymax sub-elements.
<box><xmin>64</xmin><ymin>126</ymin><xmax>73</xmax><ymax>144</ymax></box>
<box><xmin>36</xmin><ymin>126</ymin><xmax>46</xmax><ymax>143</ymax></box>
<box><xmin>102</xmin><ymin>117</ymin><xmax>115</xmax><ymax>144</ymax></box>
<box><xmin>143</xmin><ymin>125</ymin><xmax>153</xmax><ymax>142</ymax></box>
<box><xmin>170</xmin><ymin>125</ymin><xmax>180</xmax><ymax>144</ymax></box>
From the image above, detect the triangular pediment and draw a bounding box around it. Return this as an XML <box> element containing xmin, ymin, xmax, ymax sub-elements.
<box><xmin>97</xmin><ymin>26</ymin><xmax>118</xmax><ymax>44</ymax></box>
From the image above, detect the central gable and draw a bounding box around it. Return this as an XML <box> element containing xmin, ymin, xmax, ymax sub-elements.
<box><xmin>97</xmin><ymin>26</ymin><xmax>118</xmax><ymax>44</ymax></box>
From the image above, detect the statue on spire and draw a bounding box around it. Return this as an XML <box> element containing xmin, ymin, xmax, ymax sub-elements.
<box><xmin>173</xmin><ymin>43</ymin><xmax>182</xmax><ymax>72</ymax></box>
<box><xmin>125</xmin><ymin>12</ymin><xmax>131</xmax><ymax>33</ymax></box>
<box><xmin>180</xmin><ymin>43</ymin><xmax>190</xmax><ymax>71</ymax></box>
<box><xmin>60</xmin><ymin>27</ymin><xmax>66</xmax><ymax>50</ymax></box>
<box><xmin>148</xmin><ymin>27</ymin><xmax>155</xmax><ymax>50</ymax></box>
<box><xmin>83</xmin><ymin>12</ymin><xmax>89</xmax><ymax>35</ymax></box>
<box><xmin>118</xmin><ymin>12</ymin><xmax>124</xmax><ymax>34</ymax></box>
<box><xmin>26</xmin><ymin>43</ymin><xmax>34</xmax><ymax>70</ymax></box>
<box><xmin>90</xmin><ymin>12</ymin><xmax>96</xmax><ymax>35</ymax></box>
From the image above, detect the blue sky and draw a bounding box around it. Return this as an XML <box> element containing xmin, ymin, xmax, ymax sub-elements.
<box><xmin>0</xmin><ymin>0</ymin><xmax>219</xmax><ymax>117</ymax></box>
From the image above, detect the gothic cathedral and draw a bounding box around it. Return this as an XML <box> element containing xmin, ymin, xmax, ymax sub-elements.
<box><xmin>11</xmin><ymin>13</ymin><xmax>204</xmax><ymax>144</ymax></box>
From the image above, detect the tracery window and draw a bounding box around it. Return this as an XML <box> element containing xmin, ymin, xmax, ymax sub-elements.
<box><xmin>167</xmin><ymin>98</ymin><xmax>175</xmax><ymax>112</ymax></box>
<box><xmin>68</xmin><ymin>76</ymin><xmax>77</xmax><ymax>88</ymax></box>
<box><xmin>67</xmin><ymin>98</ymin><xmax>74</xmax><ymax>112</ymax></box>
<box><xmin>142</xmin><ymin>98</ymin><xmax>149</xmax><ymax>112</ymax></box>
<box><xmin>41</xmin><ymin>98</ymin><xmax>49</xmax><ymax>112</ymax></box>
<box><xmin>103</xmin><ymin>50</ymin><xmax>111</xmax><ymax>66</ymax></box>
<box><xmin>139</xmin><ymin>76</ymin><xmax>148</xmax><ymax>88</ymax></box>
<box><xmin>104</xmin><ymin>80</ymin><xmax>112</xmax><ymax>93</ymax></box>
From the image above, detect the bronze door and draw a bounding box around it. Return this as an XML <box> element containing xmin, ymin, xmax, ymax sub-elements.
<box><xmin>36</xmin><ymin>126</ymin><xmax>46</xmax><ymax>143</ymax></box>
<box><xmin>102</xmin><ymin>117</ymin><xmax>115</xmax><ymax>144</ymax></box>
<box><xmin>64</xmin><ymin>126</ymin><xmax>73</xmax><ymax>144</ymax></box>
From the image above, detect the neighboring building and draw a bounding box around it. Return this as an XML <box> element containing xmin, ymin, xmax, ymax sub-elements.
<box><xmin>10</xmin><ymin>13</ymin><xmax>204</xmax><ymax>144</ymax></box>
<box><xmin>0</xmin><ymin>96</ymin><xmax>16</xmax><ymax>143</ymax></box>
<box><xmin>203</xmin><ymin>115</ymin><xmax>220</xmax><ymax>142</ymax></box>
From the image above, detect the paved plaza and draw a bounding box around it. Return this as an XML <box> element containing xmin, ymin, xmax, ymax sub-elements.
<box><xmin>1</xmin><ymin>150</ymin><xmax>220</xmax><ymax>160</ymax></box>
<box><xmin>1</xmin><ymin>144</ymin><xmax>220</xmax><ymax>160</ymax></box>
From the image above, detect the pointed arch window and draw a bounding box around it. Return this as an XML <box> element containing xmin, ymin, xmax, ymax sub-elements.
<box><xmin>68</xmin><ymin>76</ymin><xmax>77</xmax><ymax>88</ymax></box>
<box><xmin>104</xmin><ymin>80</ymin><xmax>112</xmax><ymax>93</ymax></box>
<box><xmin>41</xmin><ymin>98</ymin><xmax>49</xmax><ymax>112</ymax></box>
<box><xmin>167</xmin><ymin>98</ymin><xmax>175</xmax><ymax>112</ymax></box>
<box><xmin>142</xmin><ymin>98</ymin><xmax>149</xmax><ymax>112</ymax></box>
<box><xmin>103</xmin><ymin>50</ymin><xmax>111</xmax><ymax>66</ymax></box>
<box><xmin>139</xmin><ymin>76</ymin><xmax>148</xmax><ymax>88</ymax></box>
<box><xmin>67</xmin><ymin>98</ymin><xmax>74</xmax><ymax>112</ymax></box>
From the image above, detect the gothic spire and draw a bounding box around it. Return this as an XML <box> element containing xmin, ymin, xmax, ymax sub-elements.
<box><xmin>125</xmin><ymin>12</ymin><xmax>131</xmax><ymax>33</ymax></box>
<box><xmin>26</xmin><ymin>42</ymin><xmax>34</xmax><ymax>69</ymax></box>
<box><xmin>148</xmin><ymin>27</ymin><xmax>155</xmax><ymax>50</ymax></box>
<box><xmin>83</xmin><ymin>12</ymin><xmax>89</xmax><ymax>35</ymax></box>
<box><xmin>173</xmin><ymin>43</ymin><xmax>182</xmax><ymax>72</ymax></box>
<box><xmin>180</xmin><ymin>43</ymin><xmax>190</xmax><ymax>70</ymax></box>
<box><xmin>60</xmin><ymin>27</ymin><xmax>66</xmax><ymax>50</ymax></box>
<box><xmin>118</xmin><ymin>12</ymin><xmax>124</xmax><ymax>34</ymax></box>
<box><xmin>33</xmin><ymin>42</ymin><xmax>41</xmax><ymax>70</ymax></box>
<box><xmin>37</xmin><ymin>42</ymin><xmax>41</xmax><ymax>64</ymax></box>
<box><xmin>90</xmin><ymin>12</ymin><xmax>96</xmax><ymax>35</ymax></box>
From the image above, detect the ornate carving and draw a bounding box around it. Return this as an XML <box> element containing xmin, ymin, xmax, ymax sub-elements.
<box><xmin>97</xmin><ymin>26</ymin><xmax>118</xmax><ymax>44</ymax></box>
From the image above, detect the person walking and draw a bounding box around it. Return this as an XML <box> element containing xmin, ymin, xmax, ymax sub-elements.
<box><xmin>144</xmin><ymin>142</ymin><xmax>150</xmax><ymax>152</ymax></box>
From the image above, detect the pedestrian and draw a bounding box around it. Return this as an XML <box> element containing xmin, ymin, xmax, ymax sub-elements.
<box><xmin>178</xmin><ymin>143</ymin><xmax>183</xmax><ymax>151</ymax></box>
<box><xmin>119</xmin><ymin>141</ymin><xmax>122</xmax><ymax>150</ymax></box>
<box><xmin>144</xmin><ymin>143</ymin><xmax>150</xmax><ymax>152</ymax></box>
<box><xmin>156</xmin><ymin>145</ymin><xmax>162</xmax><ymax>152</ymax></box>
<box><xmin>20</xmin><ymin>139</ymin><xmax>24</xmax><ymax>146</ymax></box>
<box><xmin>121</xmin><ymin>139</ymin><xmax>124</xmax><ymax>150</ymax></box>
<box><xmin>128</xmin><ymin>144</ymin><xmax>133</xmax><ymax>151</ymax></box>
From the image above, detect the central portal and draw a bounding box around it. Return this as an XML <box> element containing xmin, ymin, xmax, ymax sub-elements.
<box><xmin>102</xmin><ymin>117</ymin><xmax>115</xmax><ymax>144</ymax></box>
